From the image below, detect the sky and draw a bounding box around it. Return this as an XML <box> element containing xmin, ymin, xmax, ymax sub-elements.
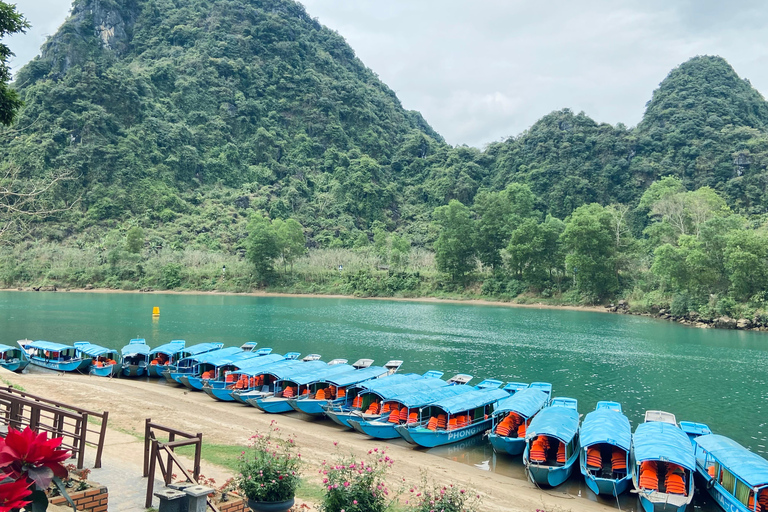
<box><xmin>7</xmin><ymin>0</ymin><xmax>768</xmax><ymax>147</ymax></box>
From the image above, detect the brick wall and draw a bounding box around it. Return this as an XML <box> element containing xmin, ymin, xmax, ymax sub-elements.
<box><xmin>218</xmin><ymin>496</ymin><xmax>247</xmax><ymax>512</ymax></box>
<box><xmin>50</xmin><ymin>486</ymin><xmax>108</xmax><ymax>512</ymax></box>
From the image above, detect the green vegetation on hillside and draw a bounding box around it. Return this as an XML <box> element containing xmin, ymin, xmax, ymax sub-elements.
<box><xmin>4</xmin><ymin>0</ymin><xmax>768</xmax><ymax>323</ymax></box>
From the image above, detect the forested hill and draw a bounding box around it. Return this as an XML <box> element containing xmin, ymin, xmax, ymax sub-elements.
<box><xmin>6</xmin><ymin>0</ymin><xmax>768</xmax><ymax>250</ymax></box>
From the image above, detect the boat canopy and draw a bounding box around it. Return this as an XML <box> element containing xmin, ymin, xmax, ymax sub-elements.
<box><xmin>580</xmin><ymin>407</ymin><xmax>631</xmax><ymax>451</ymax></box>
<box><xmin>526</xmin><ymin>404</ymin><xmax>580</xmax><ymax>442</ymax></box>
<box><xmin>223</xmin><ymin>353</ymin><xmax>283</xmax><ymax>369</ymax></box>
<box><xmin>352</xmin><ymin>374</ymin><xmax>421</xmax><ymax>392</ymax></box>
<box><xmin>25</xmin><ymin>340</ymin><xmax>73</xmax><ymax>351</ymax></box>
<box><xmin>395</xmin><ymin>385</ymin><xmax>474</xmax><ymax>408</ymax></box>
<box><xmin>633</xmin><ymin>421</ymin><xmax>695</xmax><ymax>470</ymax></box>
<box><xmin>495</xmin><ymin>388</ymin><xmax>550</xmax><ymax>418</ymax></box>
<box><xmin>0</xmin><ymin>344</ymin><xmax>21</xmax><ymax>352</ymax></box>
<box><xmin>75</xmin><ymin>343</ymin><xmax>115</xmax><ymax>357</ymax></box>
<box><xmin>231</xmin><ymin>359</ymin><xmax>306</xmax><ymax>377</ymax></box>
<box><xmin>150</xmin><ymin>340</ymin><xmax>186</xmax><ymax>356</ymax></box>
<box><xmin>183</xmin><ymin>346</ymin><xmax>241</xmax><ymax>365</ymax></box>
<box><xmin>326</xmin><ymin>366</ymin><xmax>390</xmax><ymax>387</ymax></box>
<box><xmin>262</xmin><ymin>360</ymin><xmax>328</xmax><ymax>380</ymax></box>
<box><xmin>121</xmin><ymin>342</ymin><xmax>150</xmax><ymax>357</ymax></box>
<box><xmin>369</xmin><ymin>378</ymin><xmax>447</xmax><ymax>400</ymax></box>
<box><xmin>427</xmin><ymin>388</ymin><xmax>508</xmax><ymax>415</ymax></box>
<box><xmin>695</xmin><ymin>434</ymin><xmax>768</xmax><ymax>487</ymax></box>
<box><xmin>185</xmin><ymin>342</ymin><xmax>224</xmax><ymax>356</ymax></box>
<box><xmin>287</xmin><ymin>364</ymin><xmax>354</xmax><ymax>386</ymax></box>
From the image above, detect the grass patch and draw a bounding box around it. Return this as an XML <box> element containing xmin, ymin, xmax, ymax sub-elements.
<box><xmin>1</xmin><ymin>378</ymin><xmax>26</xmax><ymax>392</ymax></box>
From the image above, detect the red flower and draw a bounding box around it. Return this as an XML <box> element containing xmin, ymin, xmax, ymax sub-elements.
<box><xmin>0</xmin><ymin>427</ymin><xmax>70</xmax><ymax>489</ymax></box>
<box><xmin>0</xmin><ymin>477</ymin><xmax>33</xmax><ymax>512</ymax></box>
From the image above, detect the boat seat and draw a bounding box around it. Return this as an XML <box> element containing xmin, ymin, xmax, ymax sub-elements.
<box><xmin>426</xmin><ymin>417</ymin><xmax>439</xmax><ymax>431</ymax></box>
<box><xmin>381</xmin><ymin>403</ymin><xmax>390</xmax><ymax>413</ymax></box>
<box><xmin>337</xmin><ymin>387</ymin><xmax>345</xmax><ymax>397</ymax></box>
<box><xmin>639</xmin><ymin>461</ymin><xmax>659</xmax><ymax>491</ymax></box>
<box><xmin>517</xmin><ymin>422</ymin><xmax>526</xmax><ymax>438</ymax></box>
<box><xmin>365</xmin><ymin>402</ymin><xmax>380</xmax><ymax>414</ymax></box>
<box><xmin>388</xmin><ymin>409</ymin><xmax>401</xmax><ymax>423</ymax></box>
<box><xmin>587</xmin><ymin>446</ymin><xmax>602</xmax><ymax>469</ymax></box>
<box><xmin>407</xmin><ymin>411</ymin><xmax>417</xmax><ymax>424</ymax></box>
<box><xmin>352</xmin><ymin>396</ymin><xmax>363</xmax><ymax>409</ymax></box>
<box><xmin>447</xmin><ymin>418</ymin><xmax>458</xmax><ymax>430</ymax></box>
<box><xmin>758</xmin><ymin>489</ymin><xmax>768</xmax><ymax>510</ymax></box>
<box><xmin>315</xmin><ymin>389</ymin><xmax>326</xmax><ymax>400</ymax></box>
<box><xmin>557</xmin><ymin>441</ymin><xmax>566</xmax><ymax>464</ymax></box>
<box><xmin>611</xmin><ymin>448</ymin><xmax>627</xmax><ymax>472</ymax></box>
<box><xmin>665</xmin><ymin>471</ymin><xmax>686</xmax><ymax>496</ymax></box>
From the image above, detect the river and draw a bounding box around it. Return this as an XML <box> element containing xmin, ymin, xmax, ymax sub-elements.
<box><xmin>2</xmin><ymin>291</ymin><xmax>766</xmax><ymax>509</ymax></box>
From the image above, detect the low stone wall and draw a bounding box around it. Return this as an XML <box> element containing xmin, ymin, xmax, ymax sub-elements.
<box><xmin>50</xmin><ymin>486</ymin><xmax>108</xmax><ymax>512</ymax></box>
<box><xmin>218</xmin><ymin>496</ymin><xmax>247</xmax><ymax>512</ymax></box>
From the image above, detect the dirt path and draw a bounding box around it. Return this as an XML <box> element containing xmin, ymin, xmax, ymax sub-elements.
<box><xmin>3</xmin><ymin>371</ymin><xmax>618</xmax><ymax>512</ymax></box>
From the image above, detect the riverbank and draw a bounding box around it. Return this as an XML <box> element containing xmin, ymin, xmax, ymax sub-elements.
<box><xmin>2</xmin><ymin>370</ymin><xmax>620</xmax><ymax>512</ymax></box>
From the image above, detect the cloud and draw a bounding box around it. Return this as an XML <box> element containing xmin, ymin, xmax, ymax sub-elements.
<box><xmin>7</xmin><ymin>0</ymin><xmax>768</xmax><ymax>147</ymax></box>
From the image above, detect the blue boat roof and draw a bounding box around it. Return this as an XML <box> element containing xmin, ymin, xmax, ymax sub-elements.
<box><xmin>0</xmin><ymin>344</ymin><xmax>21</xmax><ymax>352</ymax></box>
<box><xmin>232</xmin><ymin>359</ymin><xmax>304</xmax><ymax>376</ymax></box>
<box><xmin>286</xmin><ymin>364</ymin><xmax>356</xmax><ymax>386</ymax></box>
<box><xmin>225</xmin><ymin>354</ymin><xmax>283</xmax><ymax>369</ymax></box>
<box><xmin>26</xmin><ymin>340</ymin><xmax>74</xmax><ymax>351</ymax></box>
<box><xmin>495</xmin><ymin>388</ymin><xmax>550</xmax><ymax>418</ymax></box>
<box><xmin>75</xmin><ymin>342</ymin><xmax>117</xmax><ymax>357</ymax></box>
<box><xmin>184</xmin><ymin>346</ymin><xmax>241</xmax><ymax>364</ymax></box>
<box><xmin>262</xmin><ymin>360</ymin><xmax>328</xmax><ymax>379</ymax></box>
<box><xmin>581</xmin><ymin>407</ymin><xmax>632</xmax><ymax>451</ymax></box>
<box><xmin>633</xmin><ymin>421</ymin><xmax>695</xmax><ymax>470</ymax></box>
<box><xmin>150</xmin><ymin>340</ymin><xmax>186</xmax><ymax>356</ymax></box>
<box><xmin>326</xmin><ymin>366</ymin><xmax>390</xmax><ymax>387</ymax></box>
<box><xmin>527</xmin><ymin>402</ymin><xmax>580</xmax><ymax>442</ymax></box>
<box><xmin>695</xmin><ymin>434</ymin><xmax>768</xmax><ymax>487</ymax></box>
<box><xmin>184</xmin><ymin>342</ymin><xmax>225</xmax><ymax>356</ymax></box>
<box><xmin>368</xmin><ymin>378</ymin><xmax>447</xmax><ymax>400</ymax></box>
<box><xmin>121</xmin><ymin>341</ymin><xmax>150</xmax><ymax>356</ymax></box>
<box><xmin>396</xmin><ymin>385</ymin><xmax>474</xmax><ymax>408</ymax></box>
<box><xmin>353</xmin><ymin>374</ymin><xmax>421</xmax><ymax>392</ymax></box>
<box><xmin>428</xmin><ymin>388</ymin><xmax>508</xmax><ymax>415</ymax></box>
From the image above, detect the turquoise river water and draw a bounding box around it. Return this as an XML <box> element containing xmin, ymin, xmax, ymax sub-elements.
<box><xmin>1</xmin><ymin>291</ymin><xmax>766</xmax><ymax>509</ymax></box>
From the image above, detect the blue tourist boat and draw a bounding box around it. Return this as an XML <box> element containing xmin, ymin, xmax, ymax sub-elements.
<box><xmin>251</xmin><ymin>360</ymin><xmax>357</xmax><ymax>414</ymax></box>
<box><xmin>18</xmin><ymin>340</ymin><xmax>90</xmax><ymax>372</ymax></box>
<box><xmin>323</xmin><ymin>371</ymin><xmax>446</xmax><ymax>428</ymax></box>
<box><xmin>121</xmin><ymin>338</ymin><xmax>151</xmax><ymax>376</ymax></box>
<box><xmin>147</xmin><ymin>340</ymin><xmax>186</xmax><ymax>377</ymax></box>
<box><xmin>631</xmin><ymin>411</ymin><xmax>696</xmax><ymax>512</ymax></box>
<box><xmin>230</xmin><ymin>354</ymin><xmax>323</xmax><ymax>403</ymax></box>
<box><xmin>523</xmin><ymin>397</ymin><xmax>580</xmax><ymax>487</ymax></box>
<box><xmin>692</xmin><ymin>433</ymin><xmax>768</xmax><ymax>512</ymax></box>
<box><xmin>395</xmin><ymin>381</ymin><xmax>508</xmax><ymax>448</ymax></box>
<box><xmin>201</xmin><ymin>352</ymin><xmax>301</xmax><ymax>401</ymax></box>
<box><xmin>529</xmin><ymin>381</ymin><xmax>554</xmax><ymax>397</ymax></box>
<box><xmin>0</xmin><ymin>342</ymin><xmax>29</xmax><ymax>372</ymax></box>
<box><xmin>348</xmin><ymin>381</ymin><xmax>476</xmax><ymax>440</ymax></box>
<box><xmin>289</xmin><ymin>360</ymin><xmax>404</xmax><ymax>416</ymax></box>
<box><xmin>579</xmin><ymin>401</ymin><xmax>632</xmax><ymax>497</ymax></box>
<box><xmin>680</xmin><ymin>421</ymin><xmax>712</xmax><ymax>444</ymax></box>
<box><xmin>162</xmin><ymin>342</ymin><xmax>226</xmax><ymax>382</ymax></box>
<box><xmin>74</xmin><ymin>342</ymin><xmax>121</xmax><ymax>377</ymax></box>
<box><xmin>488</xmin><ymin>385</ymin><xmax>551</xmax><ymax>456</ymax></box>
<box><xmin>502</xmin><ymin>382</ymin><xmax>529</xmax><ymax>395</ymax></box>
<box><xmin>180</xmin><ymin>346</ymin><xmax>268</xmax><ymax>390</ymax></box>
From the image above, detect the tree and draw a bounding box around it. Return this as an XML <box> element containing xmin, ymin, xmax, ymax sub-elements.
<box><xmin>246</xmin><ymin>213</ymin><xmax>280</xmax><ymax>282</ymax></box>
<box><xmin>725</xmin><ymin>229</ymin><xmax>768</xmax><ymax>300</ymax></box>
<box><xmin>274</xmin><ymin>218</ymin><xmax>305</xmax><ymax>272</ymax></box>
<box><xmin>433</xmin><ymin>200</ymin><xmax>476</xmax><ymax>282</ymax></box>
<box><xmin>125</xmin><ymin>226</ymin><xmax>144</xmax><ymax>254</ymax></box>
<box><xmin>0</xmin><ymin>1</ymin><xmax>28</xmax><ymax>126</ymax></box>
<box><xmin>560</xmin><ymin>203</ymin><xmax>617</xmax><ymax>300</ymax></box>
<box><xmin>473</xmin><ymin>190</ymin><xmax>511</xmax><ymax>270</ymax></box>
<box><xmin>389</xmin><ymin>234</ymin><xmax>410</xmax><ymax>268</ymax></box>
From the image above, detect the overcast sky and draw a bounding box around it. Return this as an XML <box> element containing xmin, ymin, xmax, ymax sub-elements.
<box><xmin>8</xmin><ymin>0</ymin><xmax>768</xmax><ymax>147</ymax></box>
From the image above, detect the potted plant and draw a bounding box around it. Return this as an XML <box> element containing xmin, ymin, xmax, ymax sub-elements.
<box><xmin>236</xmin><ymin>422</ymin><xmax>302</xmax><ymax>512</ymax></box>
<box><xmin>405</xmin><ymin>476</ymin><xmax>482</xmax><ymax>512</ymax></box>
<box><xmin>320</xmin><ymin>448</ymin><xmax>395</xmax><ymax>512</ymax></box>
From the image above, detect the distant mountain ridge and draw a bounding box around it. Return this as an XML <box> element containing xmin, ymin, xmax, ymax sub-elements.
<box><xmin>6</xmin><ymin>0</ymin><xmax>768</xmax><ymax>246</ymax></box>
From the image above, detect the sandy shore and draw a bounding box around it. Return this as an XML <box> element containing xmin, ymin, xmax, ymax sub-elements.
<box><xmin>2</xmin><ymin>371</ymin><xmax>619</xmax><ymax>512</ymax></box>
<box><xmin>3</xmin><ymin>287</ymin><xmax>608</xmax><ymax>314</ymax></box>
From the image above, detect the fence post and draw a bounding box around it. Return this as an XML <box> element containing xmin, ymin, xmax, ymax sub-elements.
<box><xmin>95</xmin><ymin>410</ymin><xmax>108</xmax><ymax>469</ymax></box>
<box><xmin>143</xmin><ymin>418</ymin><xmax>152</xmax><ymax>477</ymax></box>
<box><xmin>146</xmin><ymin>439</ymin><xmax>158</xmax><ymax>509</ymax></box>
<box><xmin>165</xmin><ymin>432</ymin><xmax>175</xmax><ymax>485</ymax></box>
<box><xmin>77</xmin><ymin>412</ymin><xmax>88</xmax><ymax>469</ymax></box>
<box><xmin>193</xmin><ymin>432</ymin><xmax>203</xmax><ymax>482</ymax></box>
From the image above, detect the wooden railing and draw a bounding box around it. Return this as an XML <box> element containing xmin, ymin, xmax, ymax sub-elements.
<box><xmin>143</xmin><ymin>418</ymin><xmax>217</xmax><ymax>511</ymax></box>
<box><xmin>0</xmin><ymin>386</ymin><xmax>109</xmax><ymax>469</ymax></box>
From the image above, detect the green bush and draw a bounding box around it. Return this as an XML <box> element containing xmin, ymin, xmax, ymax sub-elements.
<box><xmin>161</xmin><ymin>263</ymin><xmax>183</xmax><ymax>289</ymax></box>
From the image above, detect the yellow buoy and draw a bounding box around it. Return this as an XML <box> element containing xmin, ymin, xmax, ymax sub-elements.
<box><xmin>152</xmin><ymin>306</ymin><xmax>160</xmax><ymax>316</ymax></box>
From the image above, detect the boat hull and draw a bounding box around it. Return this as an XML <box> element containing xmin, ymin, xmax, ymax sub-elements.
<box><xmin>147</xmin><ymin>364</ymin><xmax>172</xmax><ymax>378</ymax></box>
<box><xmin>701</xmin><ymin>478</ymin><xmax>749</xmax><ymax>512</ymax></box>
<box><xmin>204</xmin><ymin>386</ymin><xmax>236</xmax><ymax>401</ymax></box>
<box><xmin>324</xmin><ymin>410</ymin><xmax>358</xmax><ymax>428</ymax></box>
<box><xmin>584</xmin><ymin>475</ymin><xmax>631</xmax><ymax>497</ymax></box>
<box><xmin>290</xmin><ymin>398</ymin><xmax>329</xmax><ymax>416</ymax></box>
<box><xmin>122</xmin><ymin>364</ymin><xmax>146</xmax><ymax>377</ymax></box>
<box><xmin>638</xmin><ymin>494</ymin><xmax>689</xmax><ymax>512</ymax></box>
<box><xmin>348</xmin><ymin>419</ymin><xmax>401</xmax><ymax>439</ymax></box>
<box><xmin>395</xmin><ymin>418</ymin><xmax>493</xmax><ymax>448</ymax></box>
<box><xmin>526</xmin><ymin>460</ymin><xmax>575</xmax><ymax>487</ymax></box>
<box><xmin>0</xmin><ymin>360</ymin><xmax>28</xmax><ymax>373</ymax></box>
<box><xmin>30</xmin><ymin>358</ymin><xmax>89</xmax><ymax>372</ymax></box>
<box><xmin>90</xmin><ymin>364</ymin><xmax>119</xmax><ymax>377</ymax></box>
<box><xmin>488</xmin><ymin>433</ymin><xmax>526</xmax><ymax>455</ymax></box>
<box><xmin>251</xmin><ymin>397</ymin><xmax>294</xmax><ymax>414</ymax></box>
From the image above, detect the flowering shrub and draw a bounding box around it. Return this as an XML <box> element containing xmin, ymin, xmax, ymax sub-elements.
<box><xmin>0</xmin><ymin>426</ymin><xmax>72</xmax><ymax>512</ymax></box>
<box><xmin>405</xmin><ymin>477</ymin><xmax>482</xmax><ymax>512</ymax></box>
<box><xmin>320</xmin><ymin>448</ymin><xmax>395</xmax><ymax>512</ymax></box>
<box><xmin>236</xmin><ymin>422</ymin><xmax>302</xmax><ymax>502</ymax></box>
